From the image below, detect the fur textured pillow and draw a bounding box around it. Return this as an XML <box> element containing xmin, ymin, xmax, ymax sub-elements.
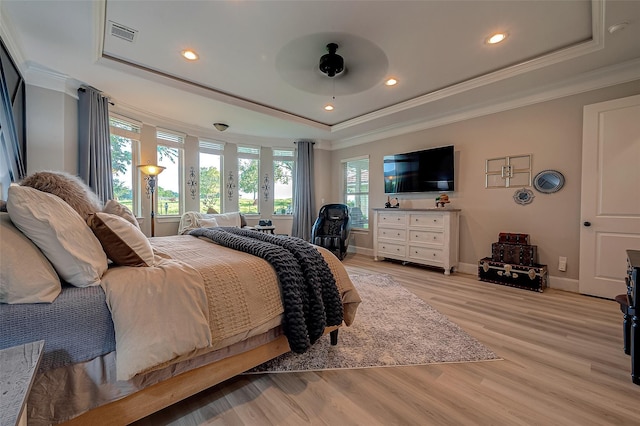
<box><xmin>21</xmin><ymin>171</ymin><xmax>102</xmax><ymax>220</ymax></box>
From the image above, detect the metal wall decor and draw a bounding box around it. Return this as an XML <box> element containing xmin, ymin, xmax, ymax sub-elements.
<box><xmin>513</xmin><ymin>187</ymin><xmax>535</xmax><ymax>205</ymax></box>
<box><xmin>486</xmin><ymin>154</ymin><xmax>532</xmax><ymax>188</ymax></box>
<box><xmin>226</xmin><ymin>171</ymin><xmax>236</xmax><ymax>201</ymax></box>
<box><xmin>261</xmin><ymin>174</ymin><xmax>270</xmax><ymax>202</ymax></box>
<box><xmin>187</xmin><ymin>166</ymin><xmax>198</xmax><ymax>200</ymax></box>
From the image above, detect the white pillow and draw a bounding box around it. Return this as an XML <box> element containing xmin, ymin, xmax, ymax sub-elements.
<box><xmin>206</xmin><ymin>212</ymin><xmax>241</xmax><ymax>227</ymax></box>
<box><xmin>199</xmin><ymin>217</ymin><xmax>219</xmax><ymax>228</ymax></box>
<box><xmin>0</xmin><ymin>212</ymin><xmax>61</xmax><ymax>304</ymax></box>
<box><xmin>7</xmin><ymin>185</ymin><xmax>108</xmax><ymax>287</ymax></box>
<box><xmin>88</xmin><ymin>212</ymin><xmax>155</xmax><ymax>267</ymax></box>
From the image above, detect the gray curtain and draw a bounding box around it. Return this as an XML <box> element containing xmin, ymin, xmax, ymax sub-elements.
<box><xmin>291</xmin><ymin>140</ymin><xmax>315</xmax><ymax>241</ymax></box>
<box><xmin>78</xmin><ymin>86</ymin><xmax>113</xmax><ymax>204</ymax></box>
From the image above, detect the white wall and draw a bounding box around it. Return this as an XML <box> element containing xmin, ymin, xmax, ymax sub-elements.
<box><xmin>26</xmin><ymin>85</ymin><xmax>77</xmax><ymax>174</ymax></box>
<box><xmin>329</xmin><ymin>80</ymin><xmax>640</xmax><ymax>287</ymax></box>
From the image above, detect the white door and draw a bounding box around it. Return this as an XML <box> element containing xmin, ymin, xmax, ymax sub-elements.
<box><xmin>579</xmin><ymin>94</ymin><xmax>640</xmax><ymax>299</ymax></box>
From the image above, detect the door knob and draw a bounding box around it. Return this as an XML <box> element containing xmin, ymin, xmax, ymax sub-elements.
<box><xmin>583</xmin><ymin>221</ymin><xmax>591</xmax><ymax>227</ymax></box>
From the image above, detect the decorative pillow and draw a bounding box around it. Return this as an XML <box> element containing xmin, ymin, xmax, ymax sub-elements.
<box><xmin>0</xmin><ymin>212</ymin><xmax>61</xmax><ymax>304</ymax></box>
<box><xmin>207</xmin><ymin>211</ymin><xmax>241</xmax><ymax>227</ymax></box>
<box><xmin>87</xmin><ymin>212</ymin><xmax>155</xmax><ymax>267</ymax></box>
<box><xmin>20</xmin><ymin>171</ymin><xmax>102</xmax><ymax>220</ymax></box>
<box><xmin>7</xmin><ymin>185</ymin><xmax>108</xmax><ymax>287</ymax></box>
<box><xmin>103</xmin><ymin>199</ymin><xmax>140</xmax><ymax>229</ymax></box>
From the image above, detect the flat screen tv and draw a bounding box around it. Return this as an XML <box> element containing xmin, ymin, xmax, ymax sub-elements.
<box><xmin>384</xmin><ymin>145</ymin><xmax>454</xmax><ymax>194</ymax></box>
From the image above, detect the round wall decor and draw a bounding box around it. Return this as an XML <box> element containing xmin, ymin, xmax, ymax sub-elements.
<box><xmin>513</xmin><ymin>188</ymin><xmax>535</xmax><ymax>205</ymax></box>
<box><xmin>533</xmin><ymin>170</ymin><xmax>565</xmax><ymax>193</ymax></box>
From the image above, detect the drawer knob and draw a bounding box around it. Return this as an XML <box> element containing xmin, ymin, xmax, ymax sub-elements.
<box><xmin>433</xmin><ymin>236</ymin><xmax>436</xmax><ymax>240</ymax></box>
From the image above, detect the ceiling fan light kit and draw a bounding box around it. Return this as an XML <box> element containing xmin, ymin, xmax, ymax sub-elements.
<box><xmin>319</xmin><ymin>43</ymin><xmax>344</xmax><ymax>77</ymax></box>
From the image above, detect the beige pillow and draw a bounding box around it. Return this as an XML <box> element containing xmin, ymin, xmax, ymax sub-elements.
<box><xmin>7</xmin><ymin>185</ymin><xmax>108</xmax><ymax>287</ymax></box>
<box><xmin>20</xmin><ymin>171</ymin><xmax>102</xmax><ymax>220</ymax></box>
<box><xmin>0</xmin><ymin>213</ymin><xmax>61</xmax><ymax>304</ymax></box>
<box><xmin>103</xmin><ymin>199</ymin><xmax>140</xmax><ymax>229</ymax></box>
<box><xmin>88</xmin><ymin>212</ymin><xmax>155</xmax><ymax>267</ymax></box>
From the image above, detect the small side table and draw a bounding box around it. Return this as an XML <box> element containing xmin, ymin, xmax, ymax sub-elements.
<box><xmin>0</xmin><ymin>340</ymin><xmax>44</xmax><ymax>426</ymax></box>
<box><xmin>254</xmin><ymin>225</ymin><xmax>275</xmax><ymax>234</ymax></box>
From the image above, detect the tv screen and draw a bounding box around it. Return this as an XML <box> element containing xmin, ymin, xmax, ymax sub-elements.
<box><xmin>384</xmin><ymin>145</ymin><xmax>454</xmax><ymax>194</ymax></box>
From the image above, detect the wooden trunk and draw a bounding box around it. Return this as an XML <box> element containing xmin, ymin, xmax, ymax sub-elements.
<box><xmin>478</xmin><ymin>258</ymin><xmax>548</xmax><ymax>292</ymax></box>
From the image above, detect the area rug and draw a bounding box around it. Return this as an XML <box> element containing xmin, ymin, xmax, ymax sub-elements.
<box><xmin>247</xmin><ymin>273</ymin><xmax>500</xmax><ymax>373</ymax></box>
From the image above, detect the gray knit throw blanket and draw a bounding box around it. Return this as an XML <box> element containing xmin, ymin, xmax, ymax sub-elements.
<box><xmin>189</xmin><ymin>227</ymin><xmax>344</xmax><ymax>353</ymax></box>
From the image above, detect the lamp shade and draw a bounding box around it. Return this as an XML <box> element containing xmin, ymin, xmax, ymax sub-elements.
<box><xmin>137</xmin><ymin>164</ymin><xmax>166</xmax><ymax>176</ymax></box>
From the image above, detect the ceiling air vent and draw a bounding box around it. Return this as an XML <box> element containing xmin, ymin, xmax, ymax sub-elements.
<box><xmin>109</xmin><ymin>21</ymin><xmax>138</xmax><ymax>43</ymax></box>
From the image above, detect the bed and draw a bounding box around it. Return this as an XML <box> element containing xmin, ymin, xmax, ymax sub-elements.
<box><xmin>0</xmin><ymin>173</ymin><xmax>361</xmax><ymax>425</ymax></box>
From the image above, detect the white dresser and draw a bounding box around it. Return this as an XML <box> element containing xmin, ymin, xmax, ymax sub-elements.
<box><xmin>373</xmin><ymin>208</ymin><xmax>460</xmax><ymax>275</ymax></box>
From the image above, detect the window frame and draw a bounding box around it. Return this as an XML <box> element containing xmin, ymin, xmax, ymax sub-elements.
<box><xmin>237</xmin><ymin>145</ymin><xmax>261</xmax><ymax>215</ymax></box>
<box><xmin>198</xmin><ymin>138</ymin><xmax>225</xmax><ymax>213</ymax></box>
<box><xmin>155</xmin><ymin>128</ymin><xmax>185</xmax><ymax>217</ymax></box>
<box><xmin>342</xmin><ymin>155</ymin><xmax>370</xmax><ymax>230</ymax></box>
<box><xmin>272</xmin><ymin>148</ymin><xmax>295</xmax><ymax>216</ymax></box>
<box><xmin>109</xmin><ymin>115</ymin><xmax>141</xmax><ymax>216</ymax></box>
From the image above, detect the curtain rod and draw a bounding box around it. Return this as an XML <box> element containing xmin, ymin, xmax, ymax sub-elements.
<box><xmin>78</xmin><ymin>87</ymin><xmax>114</xmax><ymax>106</ymax></box>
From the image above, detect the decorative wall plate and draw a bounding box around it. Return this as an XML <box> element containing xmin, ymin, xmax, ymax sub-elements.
<box><xmin>513</xmin><ymin>188</ymin><xmax>534</xmax><ymax>205</ymax></box>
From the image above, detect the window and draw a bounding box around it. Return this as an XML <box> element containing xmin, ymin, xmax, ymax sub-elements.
<box><xmin>273</xmin><ymin>148</ymin><xmax>294</xmax><ymax>215</ymax></box>
<box><xmin>237</xmin><ymin>146</ymin><xmax>260</xmax><ymax>214</ymax></box>
<box><xmin>156</xmin><ymin>128</ymin><xmax>184</xmax><ymax>216</ymax></box>
<box><xmin>109</xmin><ymin>116</ymin><xmax>140</xmax><ymax>214</ymax></box>
<box><xmin>199</xmin><ymin>139</ymin><xmax>224</xmax><ymax>213</ymax></box>
<box><xmin>343</xmin><ymin>156</ymin><xmax>369</xmax><ymax>229</ymax></box>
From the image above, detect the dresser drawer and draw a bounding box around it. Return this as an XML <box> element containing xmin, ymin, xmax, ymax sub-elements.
<box><xmin>409</xmin><ymin>213</ymin><xmax>444</xmax><ymax>228</ymax></box>
<box><xmin>408</xmin><ymin>245</ymin><xmax>444</xmax><ymax>263</ymax></box>
<box><xmin>378</xmin><ymin>227</ymin><xmax>407</xmax><ymax>241</ymax></box>
<box><xmin>378</xmin><ymin>242</ymin><xmax>406</xmax><ymax>257</ymax></box>
<box><xmin>377</xmin><ymin>213</ymin><xmax>407</xmax><ymax>226</ymax></box>
<box><xmin>409</xmin><ymin>229</ymin><xmax>444</xmax><ymax>245</ymax></box>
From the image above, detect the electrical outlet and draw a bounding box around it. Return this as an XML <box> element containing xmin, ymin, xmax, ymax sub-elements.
<box><xmin>558</xmin><ymin>256</ymin><xmax>567</xmax><ymax>272</ymax></box>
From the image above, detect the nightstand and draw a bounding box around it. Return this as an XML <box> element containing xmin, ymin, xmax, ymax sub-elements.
<box><xmin>0</xmin><ymin>340</ymin><xmax>44</xmax><ymax>426</ymax></box>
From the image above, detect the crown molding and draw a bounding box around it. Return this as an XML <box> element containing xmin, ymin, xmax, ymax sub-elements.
<box><xmin>330</xmin><ymin>57</ymin><xmax>640</xmax><ymax>151</ymax></box>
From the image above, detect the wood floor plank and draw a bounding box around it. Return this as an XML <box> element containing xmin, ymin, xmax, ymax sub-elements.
<box><xmin>134</xmin><ymin>255</ymin><xmax>640</xmax><ymax>425</ymax></box>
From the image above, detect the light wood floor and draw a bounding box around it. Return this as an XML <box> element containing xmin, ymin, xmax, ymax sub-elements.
<box><xmin>134</xmin><ymin>254</ymin><xmax>640</xmax><ymax>425</ymax></box>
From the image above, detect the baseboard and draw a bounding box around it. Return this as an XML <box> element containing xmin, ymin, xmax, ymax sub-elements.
<box><xmin>348</xmin><ymin>246</ymin><xmax>374</xmax><ymax>257</ymax></box>
<box><xmin>457</xmin><ymin>262</ymin><xmax>478</xmax><ymax>275</ymax></box>
<box><xmin>547</xmin><ymin>276</ymin><xmax>579</xmax><ymax>293</ymax></box>
<box><xmin>460</xmin><ymin>261</ymin><xmax>579</xmax><ymax>293</ymax></box>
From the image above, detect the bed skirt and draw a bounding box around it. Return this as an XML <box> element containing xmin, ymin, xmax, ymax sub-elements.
<box><xmin>28</xmin><ymin>326</ymin><xmax>284</xmax><ymax>425</ymax></box>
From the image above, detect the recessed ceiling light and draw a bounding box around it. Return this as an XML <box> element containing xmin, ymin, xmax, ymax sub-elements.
<box><xmin>324</xmin><ymin>104</ymin><xmax>334</xmax><ymax>111</ymax></box>
<box><xmin>385</xmin><ymin>78</ymin><xmax>398</xmax><ymax>86</ymax></box>
<box><xmin>486</xmin><ymin>33</ymin><xmax>507</xmax><ymax>44</ymax></box>
<box><xmin>181</xmin><ymin>50</ymin><xmax>199</xmax><ymax>61</ymax></box>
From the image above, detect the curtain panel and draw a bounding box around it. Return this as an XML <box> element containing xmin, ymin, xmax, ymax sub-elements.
<box><xmin>78</xmin><ymin>86</ymin><xmax>113</xmax><ymax>204</ymax></box>
<box><xmin>291</xmin><ymin>140</ymin><xmax>315</xmax><ymax>241</ymax></box>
